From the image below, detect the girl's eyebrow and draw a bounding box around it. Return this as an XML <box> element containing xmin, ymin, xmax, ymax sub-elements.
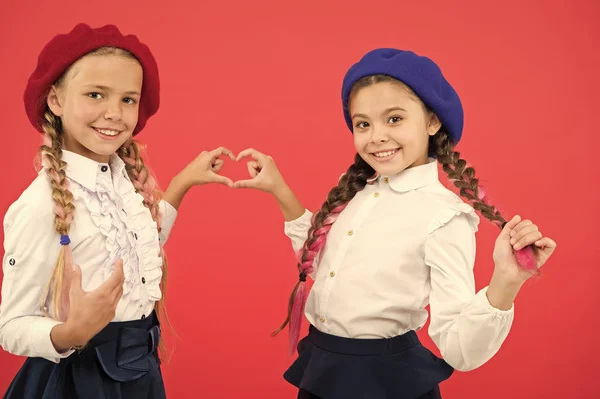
<box><xmin>83</xmin><ymin>84</ymin><xmax>140</xmax><ymax>96</ymax></box>
<box><xmin>351</xmin><ymin>107</ymin><xmax>408</xmax><ymax>119</ymax></box>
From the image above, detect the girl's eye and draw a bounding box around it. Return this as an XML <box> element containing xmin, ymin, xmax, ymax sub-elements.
<box><xmin>388</xmin><ymin>116</ymin><xmax>402</xmax><ymax>124</ymax></box>
<box><xmin>88</xmin><ymin>92</ymin><xmax>103</xmax><ymax>100</ymax></box>
<box><xmin>355</xmin><ymin>121</ymin><xmax>369</xmax><ymax>129</ymax></box>
<box><xmin>123</xmin><ymin>97</ymin><xmax>137</xmax><ymax>105</ymax></box>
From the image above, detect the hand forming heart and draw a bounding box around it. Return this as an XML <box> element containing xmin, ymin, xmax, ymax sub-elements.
<box><xmin>179</xmin><ymin>147</ymin><xmax>286</xmax><ymax>194</ymax></box>
<box><xmin>178</xmin><ymin>147</ymin><xmax>237</xmax><ymax>188</ymax></box>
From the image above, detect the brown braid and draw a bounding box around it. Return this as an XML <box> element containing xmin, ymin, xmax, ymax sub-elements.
<box><xmin>432</xmin><ymin>129</ymin><xmax>506</xmax><ymax>227</ymax></box>
<box><xmin>272</xmin><ymin>154</ymin><xmax>374</xmax><ymax>336</ymax></box>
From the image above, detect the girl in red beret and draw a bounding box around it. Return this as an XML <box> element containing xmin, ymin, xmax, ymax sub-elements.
<box><xmin>233</xmin><ymin>49</ymin><xmax>557</xmax><ymax>398</ymax></box>
<box><xmin>0</xmin><ymin>23</ymin><xmax>233</xmax><ymax>398</ymax></box>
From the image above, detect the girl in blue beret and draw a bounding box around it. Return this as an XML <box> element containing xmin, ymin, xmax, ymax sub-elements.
<box><xmin>234</xmin><ymin>48</ymin><xmax>557</xmax><ymax>398</ymax></box>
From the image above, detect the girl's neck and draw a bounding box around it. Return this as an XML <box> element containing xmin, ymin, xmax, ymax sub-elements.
<box><xmin>62</xmin><ymin>140</ymin><xmax>111</xmax><ymax>164</ymax></box>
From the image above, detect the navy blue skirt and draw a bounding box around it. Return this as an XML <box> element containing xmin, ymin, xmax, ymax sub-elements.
<box><xmin>284</xmin><ymin>325</ymin><xmax>454</xmax><ymax>399</ymax></box>
<box><xmin>3</xmin><ymin>312</ymin><xmax>165</xmax><ymax>399</ymax></box>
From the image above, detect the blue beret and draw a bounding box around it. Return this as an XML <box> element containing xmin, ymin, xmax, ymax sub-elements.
<box><xmin>341</xmin><ymin>48</ymin><xmax>464</xmax><ymax>144</ymax></box>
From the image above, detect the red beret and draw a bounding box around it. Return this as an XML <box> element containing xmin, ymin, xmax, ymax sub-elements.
<box><xmin>24</xmin><ymin>23</ymin><xmax>160</xmax><ymax>135</ymax></box>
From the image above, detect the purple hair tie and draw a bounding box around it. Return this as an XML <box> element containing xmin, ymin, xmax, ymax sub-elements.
<box><xmin>60</xmin><ymin>235</ymin><xmax>71</xmax><ymax>245</ymax></box>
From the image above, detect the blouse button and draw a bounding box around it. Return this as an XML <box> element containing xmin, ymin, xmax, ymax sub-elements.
<box><xmin>319</xmin><ymin>316</ymin><xmax>326</xmax><ymax>323</ymax></box>
<box><xmin>329</xmin><ymin>271</ymin><xmax>335</xmax><ymax>277</ymax></box>
<box><xmin>8</xmin><ymin>258</ymin><xmax>16</xmax><ymax>266</ymax></box>
<box><xmin>347</xmin><ymin>230</ymin><xmax>354</xmax><ymax>236</ymax></box>
<box><xmin>101</xmin><ymin>165</ymin><xmax>108</xmax><ymax>172</ymax></box>
<box><xmin>141</xmin><ymin>277</ymin><xmax>146</xmax><ymax>284</ymax></box>
<box><xmin>374</xmin><ymin>192</ymin><xmax>380</xmax><ymax>198</ymax></box>
<box><xmin>141</xmin><ymin>314</ymin><xmax>146</xmax><ymax>319</ymax></box>
<box><xmin>384</xmin><ymin>177</ymin><xmax>389</xmax><ymax>183</ymax></box>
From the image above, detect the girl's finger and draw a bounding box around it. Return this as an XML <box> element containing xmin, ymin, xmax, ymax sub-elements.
<box><xmin>510</xmin><ymin>219</ymin><xmax>533</xmax><ymax>237</ymax></box>
<box><xmin>112</xmin><ymin>285</ymin><xmax>123</xmax><ymax>305</ymax></box>
<box><xmin>208</xmin><ymin>147</ymin><xmax>234</xmax><ymax>160</ymax></box>
<box><xmin>70</xmin><ymin>265</ymin><xmax>84</xmax><ymax>294</ymax></box>
<box><xmin>499</xmin><ymin>215</ymin><xmax>521</xmax><ymax>240</ymax></box>
<box><xmin>247</xmin><ymin>161</ymin><xmax>260</xmax><ymax>178</ymax></box>
<box><xmin>510</xmin><ymin>224</ymin><xmax>539</xmax><ymax>244</ymax></box>
<box><xmin>213</xmin><ymin>161</ymin><xmax>225</xmax><ymax>173</ymax></box>
<box><xmin>535</xmin><ymin>237</ymin><xmax>557</xmax><ymax>250</ymax></box>
<box><xmin>514</xmin><ymin>231</ymin><xmax>543</xmax><ymax>250</ymax></box>
<box><xmin>211</xmin><ymin>174</ymin><xmax>234</xmax><ymax>187</ymax></box>
<box><xmin>236</xmin><ymin>148</ymin><xmax>267</xmax><ymax>162</ymax></box>
<box><xmin>233</xmin><ymin>179</ymin><xmax>260</xmax><ymax>189</ymax></box>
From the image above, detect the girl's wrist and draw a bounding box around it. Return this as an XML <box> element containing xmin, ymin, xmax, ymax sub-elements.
<box><xmin>173</xmin><ymin>170</ymin><xmax>193</xmax><ymax>191</ymax></box>
<box><xmin>486</xmin><ymin>270</ymin><xmax>524</xmax><ymax>310</ymax></box>
<box><xmin>50</xmin><ymin>321</ymin><xmax>82</xmax><ymax>352</ymax></box>
<box><xmin>272</xmin><ymin>181</ymin><xmax>291</xmax><ymax>200</ymax></box>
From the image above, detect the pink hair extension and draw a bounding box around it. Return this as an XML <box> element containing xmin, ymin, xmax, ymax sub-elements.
<box><xmin>119</xmin><ymin>140</ymin><xmax>174</xmax><ymax>359</ymax></box>
<box><xmin>477</xmin><ymin>185</ymin><xmax>487</xmax><ymax>201</ymax></box>
<box><xmin>289</xmin><ymin>282</ymin><xmax>308</xmax><ymax>354</ymax></box>
<box><xmin>514</xmin><ymin>246</ymin><xmax>538</xmax><ymax>274</ymax></box>
<box><xmin>120</xmin><ymin>144</ymin><xmax>163</xmax><ymax>231</ymax></box>
<box><xmin>477</xmin><ymin>184</ymin><xmax>540</xmax><ymax>275</ymax></box>
<box><xmin>287</xmin><ymin>202</ymin><xmax>349</xmax><ymax>354</ymax></box>
<box><xmin>42</xmin><ymin>133</ymin><xmax>52</xmax><ymax>149</ymax></box>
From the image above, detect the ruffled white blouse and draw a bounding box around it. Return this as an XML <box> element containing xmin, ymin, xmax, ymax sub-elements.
<box><xmin>0</xmin><ymin>150</ymin><xmax>177</xmax><ymax>363</ymax></box>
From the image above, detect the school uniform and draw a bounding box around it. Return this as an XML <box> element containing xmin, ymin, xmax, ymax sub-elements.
<box><xmin>283</xmin><ymin>159</ymin><xmax>514</xmax><ymax>399</ymax></box>
<box><xmin>0</xmin><ymin>150</ymin><xmax>177</xmax><ymax>398</ymax></box>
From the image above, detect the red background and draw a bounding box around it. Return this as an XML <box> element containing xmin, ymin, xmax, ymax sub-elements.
<box><xmin>1</xmin><ymin>0</ymin><xmax>598</xmax><ymax>397</ymax></box>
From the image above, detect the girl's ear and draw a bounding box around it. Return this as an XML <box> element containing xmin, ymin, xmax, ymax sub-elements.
<box><xmin>47</xmin><ymin>85</ymin><xmax>64</xmax><ymax>117</ymax></box>
<box><xmin>427</xmin><ymin>113</ymin><xmax>442</xmax><ymax>136</ymax></box>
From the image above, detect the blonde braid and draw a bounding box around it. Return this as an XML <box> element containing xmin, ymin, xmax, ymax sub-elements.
<box><xmin>39</xmin><ymin>110</ymin><xmax>76</xmax><ymax>322</ymax></box>
<box><xmin>118</xmin><ymin>141</ymin><xmax>162</xmax><ymax>229</ymax></box>
<box><xmin>117</xmin><ymin>140</ymin><xmax>171</xmax><ymax>357</ymax></box>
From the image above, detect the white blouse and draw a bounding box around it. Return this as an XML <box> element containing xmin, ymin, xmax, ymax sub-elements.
<box><xmin>284</xmin><ymin>159</ymin><xmax>514</xmax><ymax>372</ymax></box>
<box><xmin>0</xmin><ymin>150</ymin><xmax>177</xmax><ymax>363</ymax></box>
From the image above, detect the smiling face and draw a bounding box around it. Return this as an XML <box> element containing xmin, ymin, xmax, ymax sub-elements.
<box><xmin>46</xmin><ymin>49</ymin><xmax>143</xmax><ymax>163</ymax></box>
<box><xmin>349</xmin><ymin>77</ymin><xmax>441</xmax><ymax>176</ymax></box>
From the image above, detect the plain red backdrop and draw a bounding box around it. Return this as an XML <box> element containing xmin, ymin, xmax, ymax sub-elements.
<box><xmin>0</xmin><ymin>0</ymin><xmax>598</xmax><ymax>397</ymax></box>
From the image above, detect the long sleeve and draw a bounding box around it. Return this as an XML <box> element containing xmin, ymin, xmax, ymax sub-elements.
<box><xmin>158</xmin><ymin>199</ymin><xmax>178</xmax><ymax>245</ymax></box>
<box><xmin>284</xmin><ymin>209</ymin><xmax>313</xmax><ymax>253</ymax></box>
<box><xmin>0</xmin><ymin>200</ymin><xmax>75</xmax><ymax>363</ymax></box>
<box><xmin>425</xmin><ymin>207</ymin><xmax>514</xmax><ymax>372</ymax></box>
<box><xmin>284</xmin><ymin>209</ymin><xmax>323</xmax><ymax>278</ymax></box>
